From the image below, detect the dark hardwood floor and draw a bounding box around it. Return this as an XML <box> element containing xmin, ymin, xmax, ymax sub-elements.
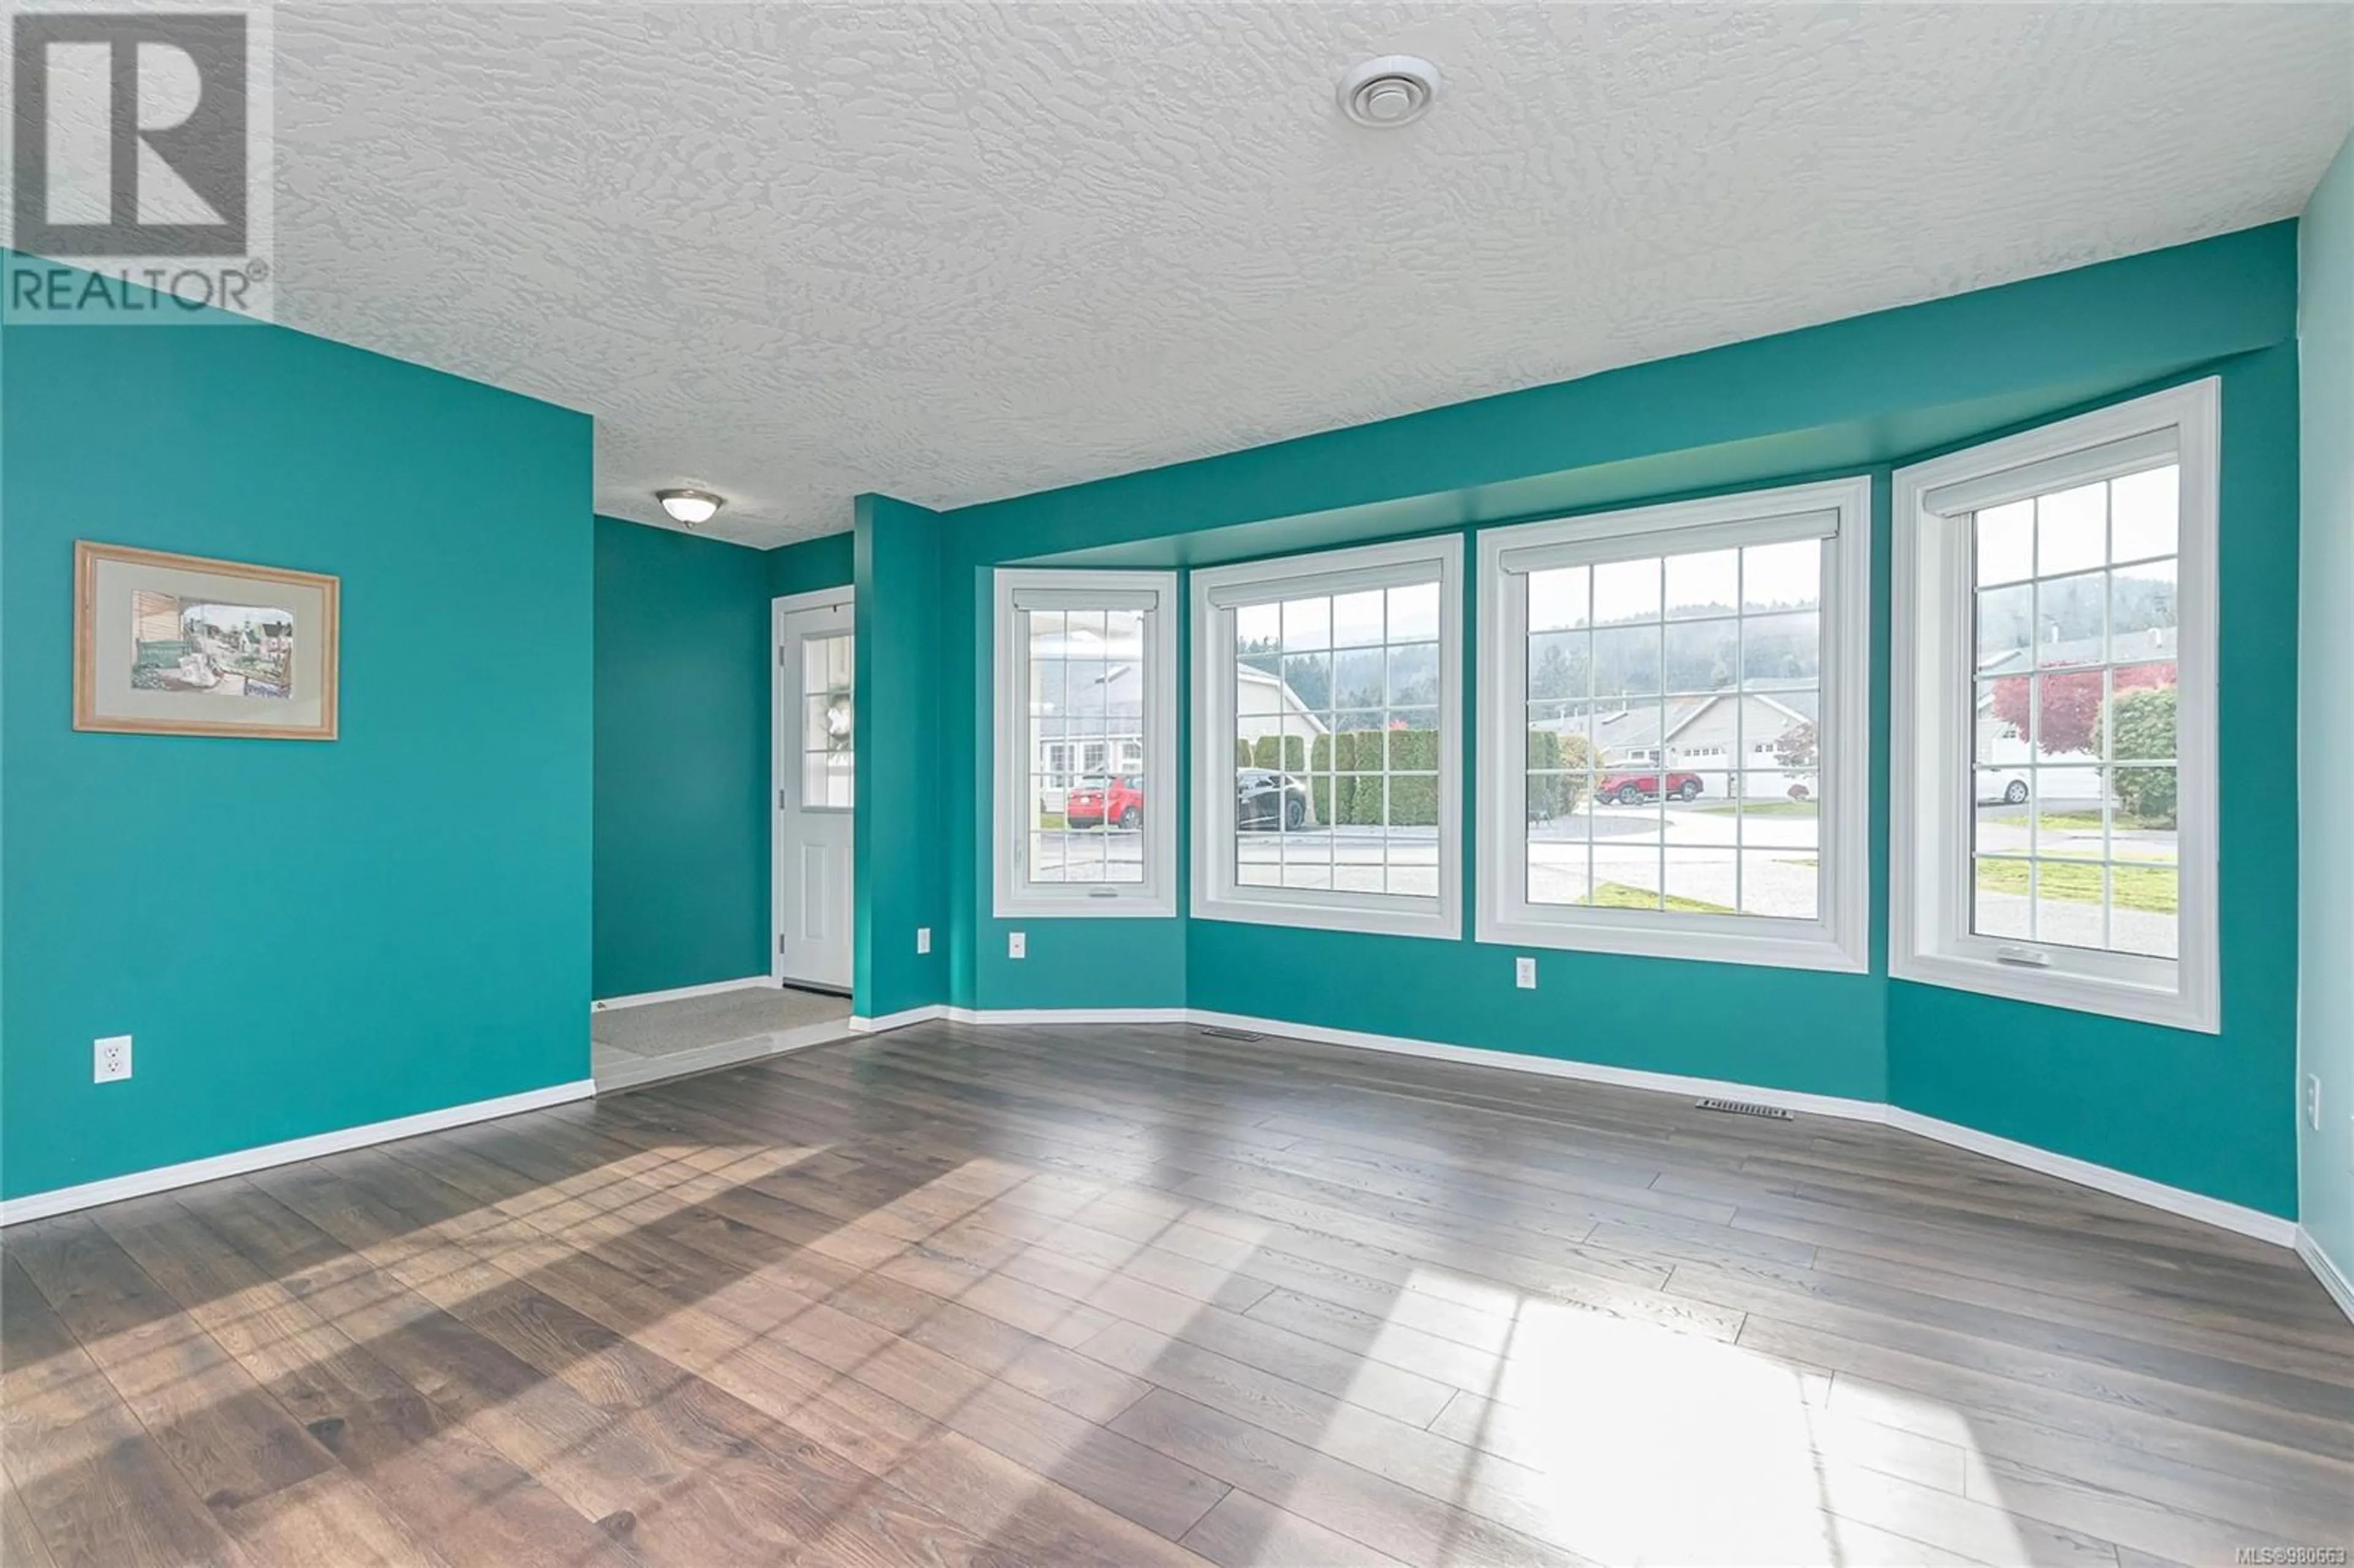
<box><xmin>4</xmin><ymin>1019</ymin><xmax>2348</xmax><ymax>1567</ymax></box>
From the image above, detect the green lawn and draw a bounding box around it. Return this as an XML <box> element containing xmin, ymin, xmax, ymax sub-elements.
<box><xmin>1587</xmin><ymin>881</ymin><xmax>1734</xmax><ymax>915</ymax></box>
<box><xmin>2028</xmin><ymin>810</ymin><xmax>2176</xmax><ymax>832</ymax></box>
<box><xmin>1037</xmin><ymin>810</ymin><xmax>1065</xmax><ymax>829</ymax></box>
<box><xmin>1974</xmin><ymin>858</ymin><xmax>2177</xmax><ymax>913</ymax></box>
<box><xmin>1697</xmin><ymin>801</ymin><xmax>1818</xmax><ymax>818</ymax></box>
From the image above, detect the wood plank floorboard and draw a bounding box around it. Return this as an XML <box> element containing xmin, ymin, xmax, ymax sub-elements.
<box><xmin>4</xmin><ymin>1018</ymin><xmax>2349</xmax><ymax>1566</ymax></box>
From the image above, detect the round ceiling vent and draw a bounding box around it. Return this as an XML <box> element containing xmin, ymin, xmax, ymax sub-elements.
<box><xmin>1338</xmin><ymin>56</ymin><xmax>1440</xmax><ymax>129</ymax></box>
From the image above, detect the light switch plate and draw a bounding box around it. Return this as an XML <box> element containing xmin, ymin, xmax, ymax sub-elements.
<box><xmin>1515</xmin><ymin>956</ymin><xmax>1537</xmax><ymax>989</ymax></box>
<box><xmin>1008</xmin><ymin>931</ymin><xmax>1026</xmax><ymax>959</ymax></box>
<box><xmin>916</xmin><ymin>927</ymin><xmax>932</xmax><ymax>954</ymax></box>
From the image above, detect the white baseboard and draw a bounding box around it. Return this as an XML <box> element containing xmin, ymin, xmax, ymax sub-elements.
<box><xmin>594</xmin><ymin>1018</ymin><xmax>856</xmax><ymax>1090</ymax></box>
<box><xmin>0</xmin><ymin>1079</ymin><xmax>596</xmax><ymax>1227</ymax></box>
<box><xmin>947</xmin><ymin>1005</ymin><xmax>1191</xmax><ymax>1026</ymax></box>
<box><xmin>1878</xmin><ymin>1106</ymin><xmax>2297</xmax><ymax>1247</ymax></box>
<box><xmin>850</xmin><ymin>1004</ymin><xmax>1189</xmax><ymax>1032</ymax></box>
<box><xmin>848</xmin><ymin>1003</ymin><xmax>948</xmax><ymax>1033</ymax></box>
<box><xmin>1187</xmin><ymin>1008</ymin><xmax>1887</xmax><ymax>1124</ymax></box>
<box><xmin>592</xmin><ymin>975</ymin><xmax>772</xmax><ymax>1013</ymax></box>
<box><xmin>857</xmin><ymin>1002</ymin><xmax>2296</xmax><ymax>1250</ymax></box>
<box><xmin>1217</xmin><ymin>1010</ymin><xmax>2293</xmax><ymax>1247</ymax></box>
<box><xmin>2298</xmin><ymin>1228</ymin><xmax>2354</xmax><ymax>1325</ymax></box>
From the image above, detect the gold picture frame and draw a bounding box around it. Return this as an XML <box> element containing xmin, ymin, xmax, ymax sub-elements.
<box><xmin>74</xmin><ymin>541</ymin><xmax>340</xmax><ymax>740</ymax></box>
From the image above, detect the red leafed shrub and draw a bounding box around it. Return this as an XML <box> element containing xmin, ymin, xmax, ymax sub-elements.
<box><xmin>1990</xmin><ymin>663</ymin><xmax>2172</xmax><ymax>755</ymax></box>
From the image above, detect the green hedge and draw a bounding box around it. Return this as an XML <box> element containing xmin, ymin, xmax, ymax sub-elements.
<box><xmin>1526</xmin><ymin>731</ymin><xmax>1599</xmax><ymax>818</ymax></box>
<box><xmin>1250</xmin><ymin>734</ymin><xmax>1307</xmax><ymax>774</ymax></box>
<box><xmin>1238</xmin><ymin>726</ymin><xmax>1598</xmax><ymax>829</ymax></box>
<box><xmin>2105</xmin><ymin>687</ymin><xmax>2179</xmax><ymax>823</ymax></box>
<box><xmin>1293</xmin><ymin>728</ymin><xmax>1443</xmax><ymax>827</ymax></box>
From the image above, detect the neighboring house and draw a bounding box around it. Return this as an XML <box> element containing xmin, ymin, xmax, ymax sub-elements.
<box><xmin>1034</xmin><ymin>657</ymin><xmax>1145</xmax><ymax>809</ymax></box>
<box><xmin>1236</xmin><ymin>664</ymin><xmax>1329</xmax><ymax>745</ymax></box>
<box><xmin>1032</xmin><ymin>659</ymin><xmax>1327</xmax><ymax>810</ymax></box>
<box><xmin>1534</xmin><ymin>684</ymin><xmax>1818</xmax><ymax>797</ymax></box>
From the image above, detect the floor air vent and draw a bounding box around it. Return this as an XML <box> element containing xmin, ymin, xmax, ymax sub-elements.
<box><xmin>1197</xmin><ymin>1026</ymin><xmax>1264</xmax><ymax>1042</ymax></box>
<box><xmin>1697</xmin><ymin>1098</ymin><xmax>1792</xmax><ymax>1120</ymax></box>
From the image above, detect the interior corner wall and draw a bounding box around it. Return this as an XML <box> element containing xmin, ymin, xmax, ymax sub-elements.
<box><xmin>853</xmin><ymin>495</ymin><xmax>948</xmax><ymax>1016</ymax></box>
<box><xmin>593</xmin><ymin>515</ymin><xmax>773</xmax><ymax>1000</ymax></box>
<box><xmin>768</xmin><ymin>531</ymin><xmax>854</xmax><ymax>598</ymax></box>
<box><xmin>915</xmin><ymin>223</ymin><xmax>2303</xmax><ymax>1217</ymax></box>
<box><xmin>2298</xmin><ymin>130</ymin><xmax>2354</xmax><ymax>1275</ymax></box>
<box><xmin>1</xmin><ymin>305</ymin><xmax>594</xmax><ymax>1203</ymax></box>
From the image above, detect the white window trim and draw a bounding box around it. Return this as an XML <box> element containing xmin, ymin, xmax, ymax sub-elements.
<box><xmin>992</xmin><ymin>568</ymin><xmax>1178</xmax><ymax>919</ymax></box>
<box><xmin>1190</xmin><ymin>535</ymin><xmax>1464</xmax><ymax>940</ymax></box>
<box><xmin>1475</xmin><ymin>476</ymin><xmax>1873</xmax><ymax>972</ymax></box>
<box><xmin>1890</xmin><ymin>379</ymin><xmax>2220</xmax><ymax>1032</ymax></box>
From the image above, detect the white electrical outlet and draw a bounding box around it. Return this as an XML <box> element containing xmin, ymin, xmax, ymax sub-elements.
<box><xmin>2310</xmin><ymin>1073</ymin><xmax>2325</xmax><ymax>1132</ymax></box>
<box><xmin>1515</xmin><ymin>956</ymin><xmax>1537</xmax><ymax>990</ymax></box>
<box><xmin>916</xmin><ymin>927</ymin><xmax>932</xmax><ymax>954</ymax></box>
<box><xmin>1008</xmin><ymin>931</ymin><xmax>1026</xmax><ymax>959</ymax></box>
<box><xmin>94</xmin><ymin>1035</ymin><xmax>132</xmax><ymax>1084</ymax></box>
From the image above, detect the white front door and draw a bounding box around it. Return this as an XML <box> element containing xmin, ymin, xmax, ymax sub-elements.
<box><xmin>775</xmin><ymin>594</ymin><xmax>855</xmax><ymax>991</ymax></box>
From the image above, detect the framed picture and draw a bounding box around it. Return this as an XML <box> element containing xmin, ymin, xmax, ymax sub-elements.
<box><xmin>74</xmin><ymin>542</ymin><xmax>339</xmax><ymax>740</ymax></box>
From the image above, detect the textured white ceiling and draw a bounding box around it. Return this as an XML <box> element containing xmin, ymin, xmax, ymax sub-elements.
<box><xmin>270</xmin><ymin>4</ymin><xmax>2354</xmax><ymax>547</ymax></box>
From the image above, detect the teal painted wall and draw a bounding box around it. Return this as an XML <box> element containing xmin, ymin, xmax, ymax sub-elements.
<box><xmin>1</xmin><ymin>311</ymin><xmax>594</xmax><ymax>1201</ymax></box>
<box><xmin>853</xmin><ymin>495</ymin><xmax>950</xmax><ymax>1016</ymax></box>
<box><xmin>593</xmin><ymin>516</ymin><xmax>772</xmax><ymax>999</ymax></box>
<box><xmin>1887</xmin><ymin>350</ymin><xmax>2303</xmax><ymax>1217</ymax></box>
<box><xmin>768</xmin><ymin>531</ymin><xmax>853</xmax><ymax>598</ymax></box>
<box><xmin>893</xmin><ymin>223</ymin><xmax>2303</xmax><ymax>1213</ymax></box>
<box><xmin>2298</xmin><ymin>132</ymin><xmax>2354</xmax><ymax>1275</ymax></box>
<box><xmin>591</xmin><ymin>522</ymin><xmax>852</xmax><ymax>1002</ymax></box>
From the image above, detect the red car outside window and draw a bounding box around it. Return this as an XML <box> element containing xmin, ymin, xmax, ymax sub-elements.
<box><xmin>1065</xmin><ymin>775</ymin><xmax>1144</xmax><ymax>828</ymax></box>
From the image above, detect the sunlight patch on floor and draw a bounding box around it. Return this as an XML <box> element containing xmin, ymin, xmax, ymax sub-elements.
<box><xmin>1310</xmin><ymin>1269</ymin><xmax>2028</xmax><ymax>1567</ymax></box>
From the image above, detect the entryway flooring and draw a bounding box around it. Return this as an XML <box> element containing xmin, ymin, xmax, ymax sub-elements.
<box><xmin>590</xmin><ymin>983</ymin><xmax>853</xmax><ymax>1090</ymax></box>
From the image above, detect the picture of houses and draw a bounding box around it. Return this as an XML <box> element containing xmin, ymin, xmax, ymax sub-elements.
<box><xmin>129</xmin><ymin>592</ymin><xmax>296</xmax><ymax>700</ymax></box>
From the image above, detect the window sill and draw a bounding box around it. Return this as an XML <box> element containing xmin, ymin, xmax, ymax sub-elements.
<box><xmin>1195</xmin><ymin>892</ymin><xmax>1459</xmax><ymax>942</ymax></box>
<box><xmin>1890</xmin><ymin>948</ymin><xmax>2217</xmax><ymax>1033</ymax></box>
<box><xmin>1479</xmin><ymin>910</ymin><xmax>1865</xmax><ymax>973</ymax></box>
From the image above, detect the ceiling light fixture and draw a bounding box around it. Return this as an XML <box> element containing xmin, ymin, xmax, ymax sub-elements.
<box><xmin>656</xmin><ymin>487</ymin><xmax>723</xmax><ymax>527</ymax></box>
<box><xmin>1338</xmin><ymin>56</ymin><xmax>1440</xmax><ymax>129</ymax></box>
